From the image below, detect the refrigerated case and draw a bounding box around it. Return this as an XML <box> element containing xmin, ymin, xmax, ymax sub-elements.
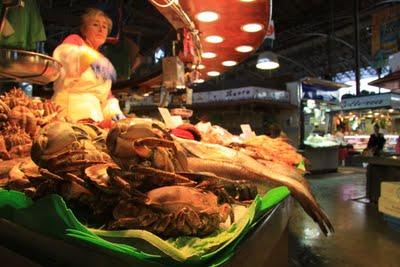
<box><xmin>344</xmin><ymin>134</ymin><xmax>398</xmax><ymax>154</ymax></box>
<box><xmin>334</xmin><ymin>93</ymin><xmax>400</xmax><ymax>156</ymax></box>
<box><xmin>296</xmin><ymin>78</ymin><xmax>344</xmax><ymax>173</ymax></box>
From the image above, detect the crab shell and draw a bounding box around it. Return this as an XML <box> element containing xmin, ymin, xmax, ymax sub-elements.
<box><xmin>109</xmin><ymin>185</ymin><xmax>232</xmax><ymax>237</ymax></box>
<box><xmin>106</xmin><ymin>119</ymin><xmax>187</xmax><ymax>172</ymax></box>
<box><xmin>31</xmin><ymin>122</ymin><xmax>111</xmax><ymax>174</ymax></box>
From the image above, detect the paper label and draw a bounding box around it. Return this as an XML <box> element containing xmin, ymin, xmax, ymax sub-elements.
<box><xmin>171</xmin><ymin>115</ymin><xmax>183</xmax><ymax>128</ymax></box>
<box><xmin>196</xmin><ymin>122</ymin><xmax>211</xmax><ymax>132</ymax></box>
<box><xmin>240</xmin><ymin>124</ymin><xmax>256</xmax><ymax>140</ymax></box>
<box><xmin>158</xmin><ymin>107</ymin><xmax>174</xmax><ymax>128</ymax></box>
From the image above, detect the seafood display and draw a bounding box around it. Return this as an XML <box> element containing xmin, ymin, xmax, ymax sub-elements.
<box><xmin>0</xmin><ymin>88</ymin><xmax>63</xmax><ymax>160</ymax></box>
<box><xmin>238</xmin><ymin>135</ymin><xmax>304</xmax><ymax>167</ymax></box>
<box><xmin>0</xmin><ymin>88</ymin><xmax>333</xmax><ymax>240</ymax></box>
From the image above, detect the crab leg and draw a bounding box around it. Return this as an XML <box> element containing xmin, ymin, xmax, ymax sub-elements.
<box><xmin>131</xmin><ymin>166</ymin><xmax>196</xmax><ymax>186</ymax></box>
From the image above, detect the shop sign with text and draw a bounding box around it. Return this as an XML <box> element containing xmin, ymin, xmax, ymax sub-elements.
<box><xmin>341</xmin><ymin>94</ymin><xmax>391</xmax><ymax>110</ymax></box>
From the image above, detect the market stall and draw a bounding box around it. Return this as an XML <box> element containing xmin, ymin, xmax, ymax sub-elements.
<box><xmin>294</xmin><ymin>78</ymin><xmax>343</xmax><ymax>173</ymax></box>
<box><xmin>333</xmin><ymin>92</ymin><xmax>400</xmax><ymax>166</ymax></box>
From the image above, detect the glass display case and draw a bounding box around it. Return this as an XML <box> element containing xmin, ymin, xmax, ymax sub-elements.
<box><xmin>344</xmin><ymin>134</ymin><xmax>399</xmax><ymax>154</ymax></box>
<box><xmin>301</xmin><ymin>99</ymin><xmax>339</xmax><ymax>146</ymax></box>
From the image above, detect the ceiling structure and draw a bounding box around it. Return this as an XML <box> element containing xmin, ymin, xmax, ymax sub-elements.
<box><xmin>38</xmin><ymin>0</ymin><xmax>398</xmax><ymax>92</ymax></box>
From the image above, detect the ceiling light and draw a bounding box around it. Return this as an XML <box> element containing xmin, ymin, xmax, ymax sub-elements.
<box><xmin>205</xmin><ymin>35</ymin><xmax>224</xmax><ymax>43</ymax></box>
<box><xmin>191</xmin><ymin>64</ymin><xmax>205</xmax><ymax>70</ymax></box>
<box><xmin>222</xmin><ymin>60</ymin><xmax>237</xmax><ymax>67</ymax></box>
<box><xmin>240</xmin><ymin>0</ymin><xmax>256</xmax><ymax>2</ymax></box>
<box><xmin>256</xmin><ymin>51</ymin><xmax>279</xmax><ymax>70</ymax></box>
<box><xmin>241</xmin><ymin>23</ymin><xmax>264</xmax><ymax>33</ymax></box>
<box><xmin>235</xmin><ymin>45</ymin><xmax>254</xmax><ymax>53</ymax></box>
<box><xmin>202</xmin><ymin>52</ymin><xmax>217</xmax><ymax>58</ymax></box>
<box><xmin>194</xmin><ymin>79</ymin><xmax>205</xmax><ymax>84</ymax></box>
<box><xmin>207</xmin><ymin>71</ymin><xmax>220</xmax><ymax>77</ymax></box>
<box><xmin>196</xmin><ymin>11</ymin><xmax>219</xmax><ymax>22</ymax></box>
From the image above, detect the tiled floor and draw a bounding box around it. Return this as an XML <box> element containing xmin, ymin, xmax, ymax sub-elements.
<box><xmin>289</xmin><ymin>167</ymin><xmax>400</xmax><ymax>267</ymax></box>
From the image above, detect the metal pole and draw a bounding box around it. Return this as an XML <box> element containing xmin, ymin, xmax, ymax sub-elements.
<box><xmin>354</xmin><ymin>0</ymin><xmax>361</xmax><ymax>95</ymax></box>
<box><xmin>327</xmin><ymin>0</ymin><xmax>335</xmax><ymax>81</ymax></box>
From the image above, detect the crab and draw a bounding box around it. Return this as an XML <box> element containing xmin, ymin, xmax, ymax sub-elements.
<box><xmin>108</xmin><ymin>185</ymin><xmax>232</xmax><ymax>237</ymax></box>
<box><xmin>1</xmin><ymin>159</ymin><xmax>58</xmax><ymax>199</ymax></box>
<box><xmin>0</xmin><ymin>88</ymin><xmax>31</xmax><ymax>109</ymax></box>
<box><xmin>0</xmin><ymin>124</ymin><xmax>32</xmax><ymax>159</ymax></box>
<box><xmin>8</xmin><ymin>106</ymin><xmax>38</xmax><ymax>137</ymax></box>
<box><xmin>31</xmin><ymin>121</ymin><xmax>112</xmax><ymax>176</ymax></box>
<box><xmin>106</xmin><ymin>119</ymin><xmax>187</xmax><ymax>172</ymax></box>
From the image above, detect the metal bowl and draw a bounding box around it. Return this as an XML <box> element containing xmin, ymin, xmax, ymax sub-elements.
<box><xmin>0</xmin><ymin>48</ymin><xmax>62</xmax><ymax>85</ymax></box>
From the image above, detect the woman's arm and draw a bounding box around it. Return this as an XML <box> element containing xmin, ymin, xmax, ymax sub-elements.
<box><xmin>53</xmin><ymin>34</ymin><xmax>103</xmax><ymax>77</ymax></box>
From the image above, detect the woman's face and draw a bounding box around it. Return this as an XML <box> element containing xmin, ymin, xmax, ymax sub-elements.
<box><xmin>83</xmin><ymin>15</ymin><xmax>109</xmax><ymax>49</ymax></box>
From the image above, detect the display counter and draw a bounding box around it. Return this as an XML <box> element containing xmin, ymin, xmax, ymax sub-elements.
<box><xmin>0</xmin><ymin>197</ymin><xmax>293</xmax><ymax>267</ymax></box>
<box><xmin>363</xmin><ymin>156</ymin><xmax>400</xmax><ymax>203</ymax></box>
<box><xmin>302</xmin><ymin>145</ymin><xmax>339</xmax><ymax>173</ymax></box>
<box><xmin>345</xmin><ymin>135</ymin><xmax>399</xmax><ymax>154</ymax></box>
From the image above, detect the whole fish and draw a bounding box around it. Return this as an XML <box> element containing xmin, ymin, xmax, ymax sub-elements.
<box><xmin>175</xmin><ymin>137</ymin><xmax>334</xmax><ymax>236</ymax></box>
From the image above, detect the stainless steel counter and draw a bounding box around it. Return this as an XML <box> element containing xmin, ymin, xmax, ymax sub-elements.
<box><xmin>303</xmin><ymin>146</ymin><xmax>339</xmax><ymax>174</ymax></box>
<box><xmin>363</xmin><ymin>156</ymin><xmax>400</xmax><ymax>203</ymax></box>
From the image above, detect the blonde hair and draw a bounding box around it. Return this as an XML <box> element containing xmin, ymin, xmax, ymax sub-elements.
<box><xmin>80</xmin><ymin>8</ymin><xmax>113</xmax><ymax>35</ymax></box>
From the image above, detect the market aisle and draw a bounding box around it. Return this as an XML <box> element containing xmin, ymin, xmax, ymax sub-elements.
<box><xmin>289</xmin><ymin>167</ymin><xmax>400</xmax><ymax>267</ymax></box>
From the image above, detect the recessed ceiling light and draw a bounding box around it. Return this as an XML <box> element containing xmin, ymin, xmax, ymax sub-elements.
<box><xmin>222</xmin><ymin>60</ymin><xmax>237</xmax><ymax>67</ymax></box>
<box><xmin>194</xmin><ymin>79</ymin><xmax>205</xmax><ymax>84</ymax></box>
<box><xmin>207</xmin><ymin>71</ymin><xmax>220</xmax><ymax>77</ymax></box>
<box><xmin>205</xmin><ymin>35</ymin><xmax>224</xmax><ymax>43</ymax></box>
<box><xmin>202</xmin><ymin>52</ymin><xmax>217</xmax><ymax>58</ymax></box>
<box><xmin>240</xmin><ymin>0</ymin><xmax>256</xmax><ymax>2</ymax></box>
<box><xmin>191</xmin><ymin>64</ymin><xmax>205</xmax><ymax>70</ymax></box>
<box><xmin>241</xmin><ymin>23</ymin><xmax>264</xmax><ymax>33</ymax></box>
<box><xmin>196</xmin><ymin>11</ymin><xmax>219</xmax><ymax>22</ymax></box>
<box><xmin>235</xmin><ymin>45</ymin><xmax>254</xmax><ymax>53</ymax></box>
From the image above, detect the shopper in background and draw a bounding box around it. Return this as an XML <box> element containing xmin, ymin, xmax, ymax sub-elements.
<box><xmin>52</xmin><ymin>8</ymin><xmax>125</xmax><ymax>122</ymax></box>
<box><xmin>266</xmin><ymin>123</ymin><xmax>287</xmax><ymax>139</ymax></box>
<box><xmin>336</xmin><ymin>124</ymin><xmax>348</xmax><ymax>166</ymax></box>
<box><xmin>395</xmin><ymin>136</ymin><xmax>400</xmax><ymax>155</ymax></box>
<box><xmin>366</xmin><ymin>124</ymin><xmax>386</xmax><ymax>156</ymax></box>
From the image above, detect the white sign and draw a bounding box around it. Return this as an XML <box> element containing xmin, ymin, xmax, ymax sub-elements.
<box><xmin>240</xmin><ymin>124</ymin><xmax>256</xmax><ymax>140</ymax></box>
<box><xmin>158</xmin><ymin>107</ymin><xmax>175</xmax><ymax>128</ymax></box>
<box><xmin>341</xmin><ymin>94</ymin><xmax>391</xmax><ymax>110</ymax></box>
<box><xmin>171</xmin><ymin>115</ymin><xmax>183</xmax><ymax>128</ymax></box>
<box><xmin>192</xmin><ymin>86</ymin><xmax>289</xmax><ymax>104</ymax></box>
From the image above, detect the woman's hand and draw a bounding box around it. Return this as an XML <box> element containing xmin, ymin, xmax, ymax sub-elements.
<box><xmin>112</xmin><ymin>113</ymin><xmax>126</xmax><ymax>121</ymax></box>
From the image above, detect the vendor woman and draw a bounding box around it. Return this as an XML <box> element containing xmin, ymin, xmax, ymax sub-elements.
<box><xmin>52</xmin><ymin>8</ymin><xmax>124</xmax><ymax>122</ymax></box>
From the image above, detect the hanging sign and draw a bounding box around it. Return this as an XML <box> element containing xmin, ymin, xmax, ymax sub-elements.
<box><xmin>341</xmin><ymin>94</ymin><xmax>391</xmax><ymax>110</ymax></box>
<box><xmin>371</xmin><ymin>6</ymin><xmax>400</xmax><ymax>68</ymax></box>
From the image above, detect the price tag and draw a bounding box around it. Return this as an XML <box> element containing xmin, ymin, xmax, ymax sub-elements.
<box><xmin>171</xmin><ymin>115</ymin><xmax>183</xmax><ymax>128</ymax></box>
<box><xmin>158</xmin><ymin>107</ymin><xmax>174</xmax><ymax>128</ymax></box>
<box><xmin>240</xmin><ymin>124</ymin><xmax>256</xmax><ymax>140</ymax></box>
<box><xmin>196</xmin><ymin>122</ymin><xmax>211</xmax><ymax>132</ymax></box>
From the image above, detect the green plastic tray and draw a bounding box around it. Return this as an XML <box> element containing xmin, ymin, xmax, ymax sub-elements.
<box><xmin>0</xmin><ymin>186</ymin><xmax>290</xmax><ymax>266</ymax></box>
